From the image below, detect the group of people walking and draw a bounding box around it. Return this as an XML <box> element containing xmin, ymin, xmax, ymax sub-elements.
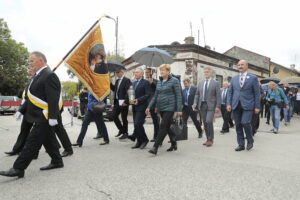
<box><xmin>0</xmin><ymin>50</ymin><xmax>294</xmax><ymax>179</ymax></box>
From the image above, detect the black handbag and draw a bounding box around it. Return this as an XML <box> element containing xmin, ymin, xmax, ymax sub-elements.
<box><xmin>91</xmin><ymin>102</ymin><xmax>106</xmax><ymax>113</ymax></box>
<box><xmin>170</xmin><ymin>116</ymin><xmax>188</xmax><ymax>141</ymax></box>
<box><xmin>277</xmin><ymin>101</ymin><xmax>284</xmax><ymax>108</ymax></box>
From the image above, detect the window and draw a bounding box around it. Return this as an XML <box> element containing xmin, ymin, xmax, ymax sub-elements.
<box><xmin>216</xmin><ymin>75</ymin><xmax>223</xmax><ymax>86</ymax></box>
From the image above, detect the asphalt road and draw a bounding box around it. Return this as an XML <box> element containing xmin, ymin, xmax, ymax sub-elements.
<box><xmin>0</xmin><ymin>112</ymin><xmax>300</xmax><ymax>200</ymax></box>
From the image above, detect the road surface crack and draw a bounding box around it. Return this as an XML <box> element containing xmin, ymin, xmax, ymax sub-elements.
<box><xmin>86</xmin><ymin>181</ymin><xmax>113</xmax><ymax>200</ymax></box>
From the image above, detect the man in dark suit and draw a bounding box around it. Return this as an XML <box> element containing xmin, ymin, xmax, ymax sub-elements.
<box><xmin>0</xmin><ymin>51</ymin><xmax>63</xmax><ymax>178</ymax></box>
<box><xmin>144</xmin><ymin>68</ymin><xmax>160</xmax><ymax>142</ymax></box>
<box><xmin>220</xmin><ymin>82</ymin><xmax>234</xmax><ymax>133</ymax></box>
<box><xmin>193</xmin><ymin>67</ymin><xmax>221</xmax><ymax>147</ymax></box>
<box><xmin>79</xmin><ymin>88</ymin><xmax>88</xmax><ymax>118</ymax></box>
<box><xmin>110</xmin><ymin>69</ymin><xmax>132</xmax><ymax>139</ymax></box>
<box><xmin>227</xmin><ymin>60</ymin><xmax>260</xmax><ymax>151</ymax></box>
<box><xmin>131</xmin><ymin>68</ymin><xmax>151</xmax><ymax>149</ymax></box>
<box><xmin>182</xmin><ymin>78</ymin><xmax>202</xmax><ymax>138</ymax></box>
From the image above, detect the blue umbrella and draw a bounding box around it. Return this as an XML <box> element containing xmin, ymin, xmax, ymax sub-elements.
<box><xmin>260</xmin><ymin>77</ymin><xmax>280</xmax><ymax>84</ymax></box>
<box><xmin>132</xmin><ymin>47</ymin><xmax>174</xmax><ymax>67</ymax></box>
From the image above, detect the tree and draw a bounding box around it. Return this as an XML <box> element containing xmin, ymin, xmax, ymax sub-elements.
<box><xmin>0</xmin><ymin>18</ymin><xmax>29</xmax><ymax>96</ymax></box>
<box><xmin>61</xmin><ymin>81</ymin><xmax>78</xmax><ymax>100</ymax></box>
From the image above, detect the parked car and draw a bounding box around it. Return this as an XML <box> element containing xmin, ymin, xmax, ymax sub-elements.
<box><xmin>67</xmin><ymin>97</ymin><xmax>80</xmax><ymax>117</ymax></box>
<box><xmin>0</xmin><ymin>96</ymin><xmax>21</xmax><ymax>115</ymax></box>
<box><xmin>67</xmin><ymin>95</ymin><xmax>114</xmax><ymax>121</ymax></box>
<box><xmin>103</xmin><ymin>98</ymin><xmax>114</xmax><ymax>121</ymax></box>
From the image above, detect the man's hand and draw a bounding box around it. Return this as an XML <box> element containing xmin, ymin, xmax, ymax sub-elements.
<box><xmin>176</xmin><ymin>112</ymin><xmax>182</xmax><ymax>116</ymax></box>
<box><xmin>145</xmin><ymin>108</ymin><xmax>150</xmax><ymax>115</ymax></box>
<box><xmin>254</xmin><ymin>109</ymin><xmax>260</xmax><ymax>114</ymax></box>
<box><xmin>122</xmin><ymin>103</ymin><xmax>127</xmax><ymax>106</ymax></box>
<box><xmin>226</xmin><ymin>105</ymin><xmax>231</xmax><ymax>112</ymax></box>
<box><xmin>215</xmin><ymin>107</ymin><xmax>220</xmax><ymax>114</ymax></box>
<box><xmin>192</xmin><ymin>104</ymin><xmax>197</xmax><ymax>111</ymax></box>
<box><xmin>134</xmin><ymin>99</ymin><xmax>138</xmax><ymax>105</ymax></box>
<box><xmin>15</xmin><ymin>111</ymin><xmax>23</xmax><ymax>121</ymax></box>
<box><xmin>154</xmin><ymin>108</ymin><xmax>158</xmax><ymax>113</ymax></box>
<box><xmin>49</xmin><ymin>119</ymin><xmax>58</xmax><ymax>127</ymax></box>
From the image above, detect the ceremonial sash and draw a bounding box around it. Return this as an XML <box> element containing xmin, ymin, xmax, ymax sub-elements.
<box><xmin>27</xmin><ymin>89</ymin><xmax>63</xmax><ymax>120</ymax></box>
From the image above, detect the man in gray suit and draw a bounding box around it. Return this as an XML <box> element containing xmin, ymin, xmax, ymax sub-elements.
<box><xmin>193</xmin><ymin>67</ymin><xmax>221</xmax><ymax>147</ymax></box>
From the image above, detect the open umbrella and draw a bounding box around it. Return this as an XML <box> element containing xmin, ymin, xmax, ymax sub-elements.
<box><xmin>107</xmin><ymin>60</ymin><xmax>125</xmax><ymax>72</ymax></box>
<box><xmin>132</xmin><ymin>47</ymin><xmax>174</xmax><ymax>67</ymax></box>
<box><xmin>260</xmin><ymin>77</ymin><xmax>280</xmax><ymax>84</ymax></box>
<box><xmin>279</xmin><ymin>76</ymin><xmax>300</xmax><ymax>84</ymax></box>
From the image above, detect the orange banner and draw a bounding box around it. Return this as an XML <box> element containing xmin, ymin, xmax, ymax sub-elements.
<box><xmin>64</xmin><ymin>25</ymin><xmax>110</xmax><ymax>101</ymax></box>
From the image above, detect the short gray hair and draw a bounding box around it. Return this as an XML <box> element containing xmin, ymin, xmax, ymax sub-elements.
<box><xmin>31</xmin><ymin>51</ymin><xmax>47</xmax><ymax>63</ymax></box>
<box><xmin>135</xmin><ymin>67</ymin><xmax>144</xmax><ymax>74</ymax></box>
<box><xmin>203</xmin><ymin>66</ymin><xmax>213</xmax><ymax>72</ymax></box>
<box><xmin>183</xmin><ymin>78</ymin><xmax>191</xmax><ymax>83</ymax></box>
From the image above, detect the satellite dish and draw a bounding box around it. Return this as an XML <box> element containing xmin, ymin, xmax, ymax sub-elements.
<box><xmin>273</xmin><ymin>67</ymin><xmax>280</xmax><ymax>74</ymax></box>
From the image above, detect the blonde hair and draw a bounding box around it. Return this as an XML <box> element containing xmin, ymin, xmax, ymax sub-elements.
<box><xmin>159</xmin><ymin>64</ymin><xmax>171</xmax><ymax>72</ymax></box>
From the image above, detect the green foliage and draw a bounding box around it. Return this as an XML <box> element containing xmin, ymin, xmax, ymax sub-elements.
<box><xmin>0</xmin><ymin>18</ymin><xmax>29</xmax><ymax>95</ymax></box>
<box><xmin>106</xmin><ymin>50</ymin><xmax>125</xmax><ymax>62</ymax></box>
<box><xmin>61</xmin><ymin>81</ymin><xmax>78</xmax><ymax>100</ymax></box>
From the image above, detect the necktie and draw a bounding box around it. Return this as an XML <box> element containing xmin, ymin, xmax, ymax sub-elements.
<box><xmin>204</xmin><ymin>80</ymin><xmax>208</xmax><ymax>101</ymax></box>
<box><xmin>222</xmin><ymin>89</ymin><xmax>226</xmax><ymax>104</ymax></box>
<box><xmin>185</xmin><ymin>88</ymin><xmax>189</xmax><ymax>105</ymax></box>
<box><xmin>240</xmin><ymin>74</ymin><xmax>244</xmax><ymax>88</ymax></box>
<box><xmin>116</xmin><ymin>79</ymin><xmax>120</xmax><ymax>99</ymax></box>
<box><xmin>134</xmin><ymin>80</ymin><xmax>140</xmax><ymax>90</ymax></box>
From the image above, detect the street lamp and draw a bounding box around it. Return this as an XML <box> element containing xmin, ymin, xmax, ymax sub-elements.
<box><xmin>105</xmin><ymin>15</ymin><xmax>118</xmax><ymax>58</ymax></box>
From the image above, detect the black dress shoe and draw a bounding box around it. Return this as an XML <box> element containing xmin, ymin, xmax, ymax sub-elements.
<box><xmin>131</xmin><ymin>143</ymin><xmax>141</xmax><ymax>149</ymax></box>
<box><xmin>93</xmin><ymin>135</ymin><xmax>103</xmax><ymax>139</ymax></box>
<box><xmin>119</xmin><ymin>134</ymin><xmax>128</xmax><ymax>140</ymax></box>
<box><xmin>148</xmin><ymin>147</ymin><xmax>158</xmax><ymax>155</ymax></box>
<box><xmin>220</xmin><ymin>130</ymin><xmax>229</xmax><ymax>134</ymax></box>
<box><xmin>140</xmin><ymin>141</ymin><xmax>149</xmax><ymax>149</ymax></box>
<box><xmin>115</xmin><ymin>131</ymin><xmax>123</xmax><ymax>137</ymax></box>
<box><xmin>167</xmin><ymin>145</ymin><xmax>177</xmax><ymax>152</ymax></box>
<box><xmin>150</xmin><ymin>139</ymin><xmax>155</xmax><ymax>142</ymax></box>
<box><xmin>127</xmin><ymin>135</ymin><xmax>136</xmax><ymax>142</ymax></box>
<box><xmin>0</xmin><ymin>168</ymin><xmax>24</xmax><ymax>178</ymax></box>
<box><xmin>235</xmin><ymin>146</ymin><xmax>245</xmax><ymax>151</ymax></box>
<box><xmin>4</xmin><ymin>151</ymin><xmax>18</xmax><ymax>156</ymax></box>
<box><xmin>61</xmin><ymin>151</ymin><xmax>73</xmax><ymax>157</ymax></box>
<box><xmin>72</xmin><ymin>143</ymin><xmax>82</xmax><ymax>147</ymax></box>
<box><xmin>40</xmin><ymin>163</ymin><xmax>64</xmax><ymax>171</ymax></box>
<box><xmin>99</xmin><ymin>141</ymin><xmax>109</xmax><ymax>145</ymax></box>
<box><xmin>246</xmin><ymin>143</ymin><xmax>253</xmax><ymax>151</ymax></box>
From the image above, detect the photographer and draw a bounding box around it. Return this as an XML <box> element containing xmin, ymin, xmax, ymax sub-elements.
<box><xmin>266</xmin><ymin>81</ymin><xmax>289</xmax><ymax>134</ymax></box>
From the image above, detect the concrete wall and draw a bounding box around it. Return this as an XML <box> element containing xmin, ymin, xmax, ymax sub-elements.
<box><xmin>270</xmin><ymin>63</ymin><xmax>299</xmax><ymax>79</ymax></box>
<box><xmin>225</xmin><ymin>46</ymin><xmax>270</xmax><ymax>70</ymax></box>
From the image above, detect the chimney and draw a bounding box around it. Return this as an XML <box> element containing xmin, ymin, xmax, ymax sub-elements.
<box><xmin>290</xmin><ymin>64</ymin><xmax>295</xmax><ymax>69</ymax></box>
<box><xmin>184</xmin><ymin>36</ymin><xmax>195</xmax><ymax>44</ymax></box>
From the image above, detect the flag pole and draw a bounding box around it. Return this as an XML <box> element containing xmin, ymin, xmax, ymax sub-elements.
<box><xmin>53</xmin><ymin>15</ymin><xmax>106</xmax><ymax>72</ymax></box>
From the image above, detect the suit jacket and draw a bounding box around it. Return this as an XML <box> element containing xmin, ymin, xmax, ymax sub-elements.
<box><xmin>220</xmin><ymin>88</ymin><xmax>229</xmax><ymax>105</ymax></box>
<box><xmin>182</xmin><ymin>85</ymin><xmax>197</xmax><ymax>107</ymax></box>
<box><xmin>226</xmin><ymin>73</ymin><xmax>260</xmax><ymax>110</ymax></box>
<box><xmin>194</xmin><ymin>79</ymin><xmax>221</xmax><ymax>110</ymax></box>
<box><xmin>19</xmin><ymin>67</ymin><xmax>61</xmax><ymax>123</ymax></box>
<box><xmin>132</xmin><ymin>78</ymin><xmax>151</xmax><ymax>112</ymax></box>
<box><xmin>110</xmin><ymin>76</ymin><xmax>132</xmax><ymax>105</ymax></box>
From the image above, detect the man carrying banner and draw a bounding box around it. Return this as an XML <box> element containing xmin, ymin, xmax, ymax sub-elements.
<box><xmin>72</xmin><ymin>53</ymin><xmax>110</xmax><ymax>146</ymax></box>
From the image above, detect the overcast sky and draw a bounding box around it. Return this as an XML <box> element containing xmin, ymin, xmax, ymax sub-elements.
<box><xmin>1</xmin><ymin>0</ymin><xmax>299</xmax><ymax>81</ymax></box>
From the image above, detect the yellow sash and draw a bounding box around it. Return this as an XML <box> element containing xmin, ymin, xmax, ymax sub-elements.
<box><xmin>27</xmin><ymin>89</ymin><xmax>63</xmax><ymax>120</ymax></box>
